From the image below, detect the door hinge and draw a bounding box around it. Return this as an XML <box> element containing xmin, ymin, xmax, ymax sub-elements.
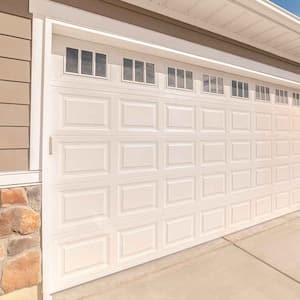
<box><xmin>49</xmin><ymin>136</ymin><xmax>53</xmax><ymax>155</ymax></box>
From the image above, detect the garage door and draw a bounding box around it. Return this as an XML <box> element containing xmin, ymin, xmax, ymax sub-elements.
<box><xmin>45</xmin><ymin>34</ymin><xmax>300</xmax><ymax>292</ymax></box>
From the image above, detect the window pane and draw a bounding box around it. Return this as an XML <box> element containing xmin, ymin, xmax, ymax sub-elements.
<box><xmin>135</xmin><ymin>60</ymin><xmax>144</xmax><ymax>82</ymax></box>
<box><xmin>244</xmin><ymin>83</ymin><xmax>249</xmax><ymax>98</ymax></box>
<box><xmin>81</xmin><ymin>50</ymin><xmax>93</xmax><ymax>75</ymax></box>
<box><xmin>232</xmin><ymin>80</ymin><xmax>237</xmax><ymax>97</ymax></box>
<box><xmin>266</xmin><ymin>87</ymin><xmax>270</xmax><ymax>101</ymax></box>
<box><xmin>168</xmin><ymin>67</ymin><xmax>176</xmax><ymax>87</ymax></box>
<box><xmin>256</xmin><ymin>85</ymin><xmax>260</xmax><ymax>100</ymax></box>
<box><xmin>210</xmin><ymin>76</ymin><xmax>217</xmax><ymax>93</ymax></box>
<box><xmin>95</xmin><ymin>53</ymin><xmax>106</xmax><ymax>77</ymax></box>
<box><xmin>123</xmin><ymin>58</ymin><xmax>133</xmax><ymax>81</ymax></box>
<box><xmin>260</xmin><ymin>86</ymin><xmax>265</xmax><ymax>100</ymax></box>
<box><xmin>217</xmin><ymin>77</ymin><xmax>224</xmax><ymax>94</ymax></box>
<box><xmin>276</xmin><ymin>89</ymin><xmax>279</xmax><ymax>102</ymax></box>
<box><xmin>177</xmin><ymin>69</ymin><xmax>185</xmax><ymax>89</ymax></box>
<box><xmin>146</xmin><ymin>63</ymin><xmax>155</xmax><ymax>84</ymax></box>
<box><xmin>186</xmin><ymin>71</ymin><xmax>193</xmax><ymax>90</ymax></box>
<box><xmin>66</xmin><ymin>48</ymin><xmax>78</xmax><ymax>73</ymax></box>
<box><xmin>237</xmin><ymin>81</ymin><xmax>243</xmax><ymax>97</ymax></box>
<box><xmin>284</xmin><ymin>91</ymin><xmax>288</xmax><ymax>104</ymax></box>
<box><xmin>280</xmin><ymin>90</ymin><xmax>284</xmax><ymax>103</ymax></box>
<box><xmin>203</xmin><ymin>74</ymin><xmax>210</xmax><ymax>93</ymax></box>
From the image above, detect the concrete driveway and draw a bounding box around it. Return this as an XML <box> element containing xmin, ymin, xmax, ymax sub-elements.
<box><xmin>54</xmin><ymin>210</ymin><xmax>300</xmax><ymax>300</ymax></box>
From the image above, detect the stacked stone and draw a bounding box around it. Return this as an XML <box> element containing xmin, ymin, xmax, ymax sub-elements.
<box><xmin>0</xmin><ymin>186</ymin><xmax>41</xmax><ymax>295</ymax></box>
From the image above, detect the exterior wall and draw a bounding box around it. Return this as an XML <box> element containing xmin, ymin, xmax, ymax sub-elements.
<box><xmin>0</xmin><ymin>185</ymin><xmax>41</xmax><ymax>299</ymax></box>
<box><xmin>51</xmin><ymin>0</ymin><xmax>300</xmax><ymax>75</ymax></box>
<box><xmin>0</xmin><ymin>3</ymin><xmax>39</xmax><ymax>298</ymax></box>
<box><xmin>0</xmin><ymin>4</ymin><xmax>32</xmax><ymax>172</ymax></box>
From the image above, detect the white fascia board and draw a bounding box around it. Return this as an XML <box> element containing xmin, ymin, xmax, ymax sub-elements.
<box><xmin>256</xmin><ymin>0</ymin><xmax>300</xmax><ymax>25</ymax></box>
<box><xmin>0</xmin><ymin>171</ymin><xmax>41</xmax><ymax>188</ymax></box>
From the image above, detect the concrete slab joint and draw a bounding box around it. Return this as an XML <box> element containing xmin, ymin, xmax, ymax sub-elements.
<box><xmin>0</xmin><ymin>186</ymin><xmax>41</xmax><ymax>298</ymax></box>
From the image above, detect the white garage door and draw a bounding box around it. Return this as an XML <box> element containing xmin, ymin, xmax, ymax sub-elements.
<box><xmin>45</xmin><ymin>34</ymin><xmax>300</xmax><ymax>293</ymax></box>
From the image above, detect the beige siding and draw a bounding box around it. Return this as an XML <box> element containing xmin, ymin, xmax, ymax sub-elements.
<box><xmin>0</xmin><ymin>35</ymin><xmax>31</xmax><ymax>60</ymax></box>
<box><xmin>0</xmin><ymin>149</ymin><xmax>28</xmax><ymax>172</ymax></box>
<box><xmin>0</xmin><ymin>81</ymin><xmax>30</xmax><ymax>104</ymax></box>
<box><xmin>0</xmin><ymin>0</ymin><xmax>31</xmax><ymax>18</ymax></box>
<box><xmin>0</xmin><ymin>58</ymin><xmax>30</xmax><ymax>82</ymax></box>
<box><xmin>0</xmin><ymin>127</ymin><xmax>29</xmax><ymax>149</ymax></box>
<box><xmin>0</xmin><ymin>6</ymin><xmax>31</xmax><ymax>172</ymax></box>
<box><xmin>0</xmin><ymin>104</ymin><xmax>29</xmax><ymax>126</ymax></box>
<box><xmin>0</xmin><ymin>12</ymin><xmax>31</xmax><ymax>39</ymax></box>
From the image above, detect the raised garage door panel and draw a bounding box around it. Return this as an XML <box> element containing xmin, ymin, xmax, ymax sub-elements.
<box><xmin>46</xmin><ymin>35</ymin><xmax>300</xmax><ymax>293</ymax></box>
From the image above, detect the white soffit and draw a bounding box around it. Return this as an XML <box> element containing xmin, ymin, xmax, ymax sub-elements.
<box><xmin>122</xmin><ymin>0</ymin><xmax>300</xmax><ymax>63</ymax></box>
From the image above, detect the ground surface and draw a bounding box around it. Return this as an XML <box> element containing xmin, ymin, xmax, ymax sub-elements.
<box><xmin>54</xmin><ymin>211</ymin><xmax>300</xmax><ymax>300</ymax></box>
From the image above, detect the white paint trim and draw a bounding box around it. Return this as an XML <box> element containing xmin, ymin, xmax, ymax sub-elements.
<box><xmin>30</xmin><ymin>16</ymin><xmax>44</xmax><ymax>170</ymax></box>
<box><xmin>51</xmin><ymin>19</ymin><xmax>300</xmax><ymax>89</ymax></box>
<box><xmin>0</xmin><ymin>171</ymin><xmax>41</xmax><ymax>188</ymax></box>
<box><xmin>258</xmin><ymin>0</ymin><xmax>300</xmax><ymax>23</ymax></box>
<box><xmin>41</xmin><ymin>17</ymin><xmax>54</xmax><ymax>300</ymax></box>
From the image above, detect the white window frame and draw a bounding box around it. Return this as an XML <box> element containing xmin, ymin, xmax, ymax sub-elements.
<box><xmin>275</xmin><ymin>88</ymin><xmax>289</xmax><ymax>105</ymax></box>
<box><xmin>292</xmin><ymin>91</ymin><xmax>300</xmax><ymax>106</ymax></box>
<box><xmin>231</xmin><ymin>80</ymin><xmax>249</xmax><ymax>99</ymax></box>
<box><xmin>255</xmin><ymin>84</ymin><xmax>271</xmax><ymax>102</ymax></box>
<box><xmin>64</xmin><ymin>47</ymin><xmax>109</xmax><ymax>80</ymax></box>
<box><xmin>167</xmin><ymin>66</ymin><xmax>194</xmax><ymax>91</ymax></box>
<box><xmin>202</xmin><ymin>73</ymin><xmax>224</xmax><ymax>95</ymax></box>
<box><xmin>121</xmin><ymin>57</ymin><xmax>157</xmax><ymax>86</ymax></box>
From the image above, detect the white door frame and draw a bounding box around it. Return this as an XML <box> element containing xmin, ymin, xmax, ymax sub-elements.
<box><xmin>39</xmin><ymin>14</ymin><xmax>300</xmax><ymax>299</ymax></box>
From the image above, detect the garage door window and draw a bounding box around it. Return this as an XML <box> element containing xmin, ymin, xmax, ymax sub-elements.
<box><xmin>232</xmin><ymin>80</ymin><xmax>249</xmax><ymax>99</ymax></box>
<box><xmin>167</xmin><ymin>67</ymin><xmax>193</xmax><ymax>90</ymax></box>
<box><xmin>293</xmin><ymin>92</ymin><xmax>300</xmax><ymax>106</ymax></box>
<box><xmin>81</xmin><ymin>50</ymin><xmax>93</xmax><ymax>75</ymax></box>
<box><xmin>255</xmin><ymin>85</ymin><xmax>270</xmax><ymax>102</ymax></box>
<box><xmin>65</xmin><ymin>48</ymin><xmax>107</xmax><ymax>78</ymax></box>
<box><xmin>95</xmin><ymin>53</ymin><xmax>107</xmax><ymax>77</ymax></box>
<box><xmin>275</xmin><ymin>88</ymin><xmax>288</xmax><ymax>104</ymax></box>
<box><xmin>66</xmin><ymin>48</ymin><xmax>79</xmax><ymax>73</ymax></box>
<box><xmin>123</xmin><ymin>58</ymin><xmax>155</xmax><ymax>84</ymax></box>
<box><xmin>203</xmin><ymin>74</ymin><xmax>224</xmax><ymax>95</ymax></box>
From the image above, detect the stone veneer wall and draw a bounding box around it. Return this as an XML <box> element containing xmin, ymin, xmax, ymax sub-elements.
<box><xmin>0</xmin><ymin>186</ymin><xmax>41</xmax><ymax>297</ymax></box>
